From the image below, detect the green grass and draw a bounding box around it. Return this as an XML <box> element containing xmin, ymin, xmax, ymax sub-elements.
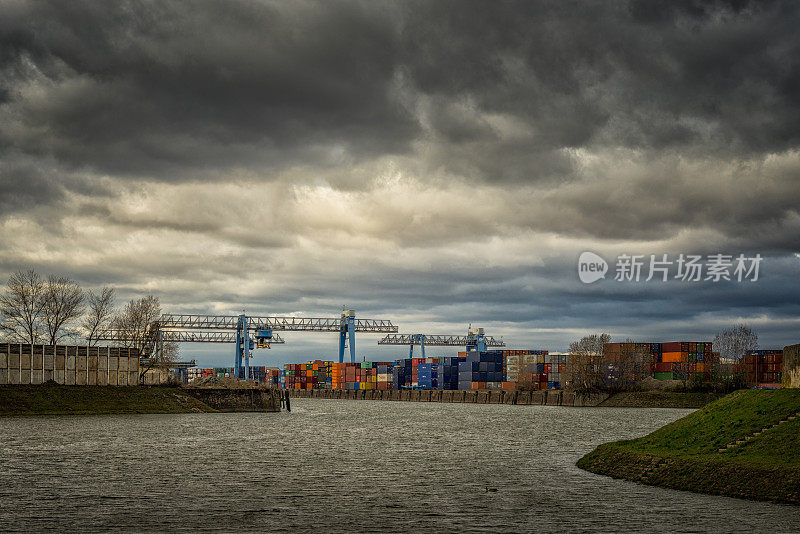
<box><xmin>723</xmin><ymin>417</ymin><xmax>800</xmax><ymax>467</ymax></box>
<box><xmin>598</xmin><ymin>390</ymin><xmax>722</xmax><ymax>409</ymax></box>
<box><xmin>612</xmin><ymin>389</ymin><xmax>800</xmax><ymax>460</ymax></box>
<box><xmin>0</xmin><ymin>384</ymin><xmax>216</xmax><ymax>415</ymax></box>
<box><xmin>578</xmin><ymin>389</ymin><xmax>800</xmax><ymax>503</ymax></box>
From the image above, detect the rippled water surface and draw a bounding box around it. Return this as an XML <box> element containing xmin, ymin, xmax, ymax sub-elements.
<box><xmin>2</xmin><ymin>399</ymin><xmax>799</xmax><ymax>533</ymax></box>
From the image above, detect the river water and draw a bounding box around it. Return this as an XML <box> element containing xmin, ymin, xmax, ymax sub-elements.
<box><xmin>1</xmin><ymin>399</ymin><xmax>799</xmax><ymax>533</ymax></box>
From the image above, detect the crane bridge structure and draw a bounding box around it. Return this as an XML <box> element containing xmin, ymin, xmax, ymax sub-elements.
<box><xmin>97</xmin><ymin>310</ymin><xmax>397</xmax><ymax>380</ymax></box>
<box><xmin>378</xmin><ymin>327</ymin><xmax>504</xmax><ymax>358</ymax></box>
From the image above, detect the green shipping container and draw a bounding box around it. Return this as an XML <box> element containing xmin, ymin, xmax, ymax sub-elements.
<box><xmin>653</xmin><ymin>372</ymin><xmax>675</xmax><ymax>380</ymax></box>
<box><xmin>360</xmin><ymin>362</ymin><xmax>372</xmax><ymax>369</ymax></box>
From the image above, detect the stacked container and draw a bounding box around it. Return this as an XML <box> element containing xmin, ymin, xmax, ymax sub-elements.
<box><xmin>516</xmin><ymin>352</ymin><xmax>554</xmax><ymax>390</ymax></box>
<box><xmin>740</xmin><ymin>350</ymin><xmax>783</xmax><ymax>387</ymax></box>
<box><xmin>655</xmin><ymin>341</ymin><xmax>715</xmax><ymax>380</ymax></box>
<box><xmin>503</xmin><ymin>350</ymin><xmax>548</xmax><ymax>389</ymax></box>
<box><xmin>457</xmin><ymin>350</ymin><xmax>504</xmax><ymax>390</ymax></box>
<box><xmin>602</xmin><ymin>341</ymin><xmax>716</xmax><ymax>381</ymax></box>
<box><xmin>376</xmin><ymin>364</ymin><xmax>393</xmax><ymax>390</ymax></box>
<box><xmin>417</xmin><ymin>363</ymin><xmax>438</xmax><ymax>389</ymax></box>
<box><xmin>544</xmin><ymin>353</ymin><xmax>567</xmax><ymax>389</ymax></box>
<box><xmin>392</xmin><ymin>359</ymin><xmax>413</xmax><ymax>389</ymax></box>
<box><xmin>213</xmin><ymin>367</ymin><xmax>234</xmax><ymax>378</ymax></box>
<box><xmin>436</xmin><ymin>357</ymin><xmax>460</xmax><ymax>390</ymax></box>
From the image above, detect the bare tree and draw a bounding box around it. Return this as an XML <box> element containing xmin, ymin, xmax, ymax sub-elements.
<box><xmin>0</xmin><ymin>269</ymin><xmax>47</xmax><ymax>343</ymax></box>
<box><xmin>111</xmin><ymin>295</ymin><xmax>162</xmax><ymax>352</ymax></box>
<box><xmin>615</xmin><ymin>340</ymin><xmax>650</xmax><ymax>391</ymax></box>
<box><xmin>112</xmin><ymin>295</ymin><xmax>178</xmax><ymax>381</ymax></box>
<box><xmin>565</xmin><ymin>333</ymin><xmax>611</xmax><ymax>392</ymax></box>
<box><xmin>83</xmin><ymin>286</ymin><xmax>115</xmax><ymax>346</ymax></box>
<box><xmin>715</xmin><ymin>324</ymin><xmax>758</xmax><ymax>363</ymax></box>
<box><xmin>41</xmin><ymin>275</ymin><xmax>85</xmax><ymax>345</ymax></box>
<box><xmin>715</xmin><ymin>324</ymin><xmax>758</xmax><ymax>388</ymax></box>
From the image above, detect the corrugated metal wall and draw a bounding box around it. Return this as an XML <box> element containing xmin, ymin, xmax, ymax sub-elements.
<box><xmin>783</xmin><ymin>344</ymin><xmax>800</xmax><ymax>388</ymax></box>
<box><xmin>0</xmin><ymin>343</ymin><xmax>143</xmax><ymax>385</ymax></box>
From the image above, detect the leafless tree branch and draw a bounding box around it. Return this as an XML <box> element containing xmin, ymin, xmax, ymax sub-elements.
<box><xmin>41</xmin><ymin>275</ymin><xmax>85</xmax><ymax>345</ymax></box>
<box><xmin>0</xmin><ymin>269</ymin><xmax>47</xmax><ymax>343</ymax></box>
<box><xmin>83</xmin><ymin>286</ymin><xmax>116</xmax><ymax>346</ymax></box>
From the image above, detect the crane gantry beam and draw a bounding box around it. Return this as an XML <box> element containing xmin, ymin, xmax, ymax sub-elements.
<box><xmin>378</xmin><ymin>334</ymin><xmax>504</xmax><ymax>347</ymax></box>
<box><xmin>94</xmin><ymin>329</ymin><xmax>285</xmax><ymax>344</ymax></box>
<box><xmin>157</xmin><ymin>314</ymin><xmax>397</xmax><ymax>333</ymax></box>
<box><xmin>158</xmin><ymin>311</ymin><xmax>397</xmax><ymax>369</ymax></box>
<box><xmin>378</xmin><ymin>328</ymin><xmax>504</xmax><ymax>358</ymax></box>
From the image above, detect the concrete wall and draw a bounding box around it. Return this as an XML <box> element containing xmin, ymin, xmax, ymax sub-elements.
<box><xmin>0</xmin><ymin>343</ymin><xmax>142</xmax><ymax>386</ymax></box>
<box><xmin>140</xmin><ymin>368</ymin><xmax>172</xmax><ymax>385</ymax></box>
<box><xmin>183</xmin><ymin>387</ymin><xmax>281</xmax><ymax>412</ymax></box>
<box><xmin>286</xmin><ymin>387</ymin><xmax>611</xmax><ymax>407</ymax></box>
<box><xmin>782</xmin><ymin>344</ymin><xmax>800</xmax><ymax>388</ymax></box>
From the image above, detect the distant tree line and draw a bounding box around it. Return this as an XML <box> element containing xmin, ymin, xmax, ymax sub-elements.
<box><xmin>0</xmin><ymin>269</ymin><xmax>178</xmax><ymax>368</ymax></box>
<box><xmin>564</xmin><ymin>325</ymin><xmax>760</xmax><ymax>394</ymax></box>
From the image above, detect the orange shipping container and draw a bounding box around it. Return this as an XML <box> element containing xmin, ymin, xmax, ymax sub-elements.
<box><xmin>662</xmin><ymin>352</ymin><xmax>682</xmax><ymax>363</ymax></box>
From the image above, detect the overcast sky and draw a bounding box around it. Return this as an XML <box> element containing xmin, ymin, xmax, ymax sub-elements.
<box><xmin>1</xmin><ymin>0</ymin><xmax>799</xmax><ymax>366</ymax></box>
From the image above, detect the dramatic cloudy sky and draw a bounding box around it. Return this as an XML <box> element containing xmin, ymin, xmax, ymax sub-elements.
<box><xmin>1</xmin><ymin>0</ymin><xmax>799</xmax><ymax>366</ymax></box>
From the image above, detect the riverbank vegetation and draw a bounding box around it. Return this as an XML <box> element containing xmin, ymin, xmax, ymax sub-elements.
<box><xmin>578</xmin><ymin>389</ymin><xmax>800</xmax><ymax>504</ymax></box>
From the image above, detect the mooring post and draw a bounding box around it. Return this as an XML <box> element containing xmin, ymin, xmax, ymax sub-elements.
<box><xmin>284</xmin><ymin>390</ymin><xmax>291</xmax><ymax>412</ymax></box>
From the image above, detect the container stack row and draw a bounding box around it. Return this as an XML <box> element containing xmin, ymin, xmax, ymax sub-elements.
<box><xmin>516</xmin><ymin>353</ymin><xmax>565</xmax><ymax>390</ymax></box>
<box><xmin>738</xmin><ymin>350</ymin><xmax>783</xmax><ymax>387</ymax></box>
<box><xmin>603</xmin><ymin>341</ymin><xmax>716</xmax><ymax>381</ymax></box>
<box><xmin>283</xmin><ymin>361</ymin><xmax>335</xmax><ymax>390</ymax></box>
<box><xmin>457</xmin><ymin>350</ymin><xmax>505</xmax><ymax>390</ymax></box>
<box><xmin>183</xmin><ymin>340</ymin><xmax>773</xmax><ymax>390</ymax></box>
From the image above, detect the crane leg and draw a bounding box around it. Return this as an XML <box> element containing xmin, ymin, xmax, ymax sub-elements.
<box><xmin>338</xmin><ymin>330</ymin><xmax>346</xmax><ymax>364</ymax></box>
<box><xmin>348</xmin><ymin>322</ymin><xmax>356</xmax><ymax>363</ymax></box>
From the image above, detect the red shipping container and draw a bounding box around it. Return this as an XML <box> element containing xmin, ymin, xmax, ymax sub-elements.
<box><xmin>654</xmin><ymin>362</ymin><xmax>674</xmax><ymax>373</ymax></box>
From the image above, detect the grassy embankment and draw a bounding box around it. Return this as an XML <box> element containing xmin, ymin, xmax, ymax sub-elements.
<box><xmin>578</xmin><ymin>389</ymin><xmax>800</xmax><ymax>504</ymax></box>
<box><xmin>0</xmin><ymin>384</ymin><xmax>215</xmax><ymax>416</ymax></box>
<box><xmin>598</xmin><ymin>390</ymin><xmax>723</xmax><ymax>408</ymax></box>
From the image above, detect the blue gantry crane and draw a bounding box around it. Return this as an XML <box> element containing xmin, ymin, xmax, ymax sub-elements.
<box><xmin>94</xmin><ymin>317</ymin><xmax>287</xmax><ymax>380</ymax></box>
<box><xmin>151</xmin><ymin>309</ymin><xmax>396</xmax><ymax>378</ymax></box>
<box><xmin>378</xmin><ymin>327</ymin><xmax>505</xmax><ymax>357</ymax></box>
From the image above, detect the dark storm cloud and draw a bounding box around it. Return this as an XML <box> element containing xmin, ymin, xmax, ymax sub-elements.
<box><xmin>0</xmin><ymin>0</ymin><xmax>416</xmax><ymax>177</ymax></box>
<box><xmin>0</xmin><ymin>156</ymin><xmax>64</xmax><ymax>214</ymax></box>
<box><xmin>401</xmin><ymin>0</ymin><xmax>800</xmax><ymax>158</ymax></box>
<box><xmin>2</xmin><ymin>1</ymin><xmax>798</xmax><ymax>179</ymax></box>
